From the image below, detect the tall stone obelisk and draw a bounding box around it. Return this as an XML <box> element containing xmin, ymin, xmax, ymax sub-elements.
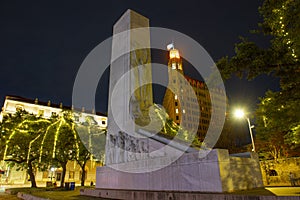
<box><xmin>92</xmin><ymin>11</ymin><xmax>263</xmax><ymax>196</ymax></box>
<box><xmin>106</xmin><ymin>9</ymin><xmax>153</xmax><ymax>165</ymax></box>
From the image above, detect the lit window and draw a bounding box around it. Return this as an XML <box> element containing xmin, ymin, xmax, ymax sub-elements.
<box><xmin>38</xmin><ymin>110</ymin><xmax>44</xmax><ymax>116</ymax></box>
<box><xmin>15</xmin><ymin>104</ymin><xmax>24</xmax><ymax>111</ymax></box>
<box><xmin>175</xmin><ymin>108</ymin><xmax>179</xmax><ymax>114</ymax></box>
<box><xmin>183</xmin><ymin>109</ymin><xmax>185</xmax><ymax>114</ymax></box>
<box><xmin>172</xmin><ymin>63</ymin><xmax>176</xmax><ymax>70</ymax></box>
<box><xmin>175</xmin><ymin>95</ymin><xmax>178</xmax><ymax>100</ymax></box>
<box><xmin>169</xmin><ymin>49</ymin><xmax>180</xmax><ymax>59</ymax></box>
<box><xmin>42</xmin><ymin>171</ymin><xmax>48</xmax><ymax>179</ymax></box>
<box><xmin>69</xmin><ymin>171</ymin><xmax>75</xmax><ymax>179</ymax></box>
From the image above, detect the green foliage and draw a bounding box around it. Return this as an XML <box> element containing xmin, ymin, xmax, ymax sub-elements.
<box><xmin>1</xmin><ymin>109</ymin><xmax>107</xmax><ymax>187</ymax></box>
<box><xmin>216</xmin><ymin>0</ymin><xmax>300</xmax><ymax>158</ymax></box>
<box><xmin>0</xmin><ymin>110</ymin><xmax>53</xmax><ymax>187</ymax></box>
<box><xmin>285</xmin><ymin>125</ymin><xmax>300</xmax><ymax>149</ymax></box>
<box><xmin>1</xmin><ymin>110</ymin><xmax>50</xmax><ymax>167</ymax></box>
<box><xmin>256</xmin><ymin>91</ymin><xmax>300</xmax><ymax>159</ymax></box>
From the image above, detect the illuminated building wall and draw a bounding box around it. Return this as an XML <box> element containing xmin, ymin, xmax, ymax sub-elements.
<box><xmin>0</xmin><ymin>95</ymin><xmax>107</xmax><ymax>185</ymax></box>
<box><xmin>0</xmin><ymin>95</ymin><xmax>107</xmax><ymax>127</ymax></box>
<box><xmin>163</xmin><ymin>45</ymin><xmax>227</xmax><ymax>140</ymax></box>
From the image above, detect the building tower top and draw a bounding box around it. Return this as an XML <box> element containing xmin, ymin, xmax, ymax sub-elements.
<box><xmin>167</xmin><ymin>43</ymin><xmax>182</xmax><ymax>71</ymax></box>
<box><xmin>167</xmin><ymin>43</ymin><xmax>180</xmax><ymax>59</ymax></box>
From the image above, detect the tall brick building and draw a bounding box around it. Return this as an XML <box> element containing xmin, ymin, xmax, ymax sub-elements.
<box><xmin>162</xmin><ymin>44</ymin><xmax>227</xmax><ymax>140</ymax></box>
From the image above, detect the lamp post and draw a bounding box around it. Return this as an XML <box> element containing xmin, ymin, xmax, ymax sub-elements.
<box><xmin>234</xmin><ymin>109</ymin><xmax>256</xmax><ymax>152</ymax></box>
<box><xmin>50</xmin><ymin>167</ymin><xmax>56</xmax><ymax>183</ymax></box>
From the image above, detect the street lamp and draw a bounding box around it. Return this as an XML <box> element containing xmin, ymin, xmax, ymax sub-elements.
<box><xmin>234</xmin><ymin>108</ymin><xmax>256</xmax><ymax>152</ymax></box>
<box><xmin>49</xmin><ymin>167</ymin><xmax>56</xmax><ymax>182</ymax></box>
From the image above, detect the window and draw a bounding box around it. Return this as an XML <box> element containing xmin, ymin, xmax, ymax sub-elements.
<box><xmin>269</xmin><ymin>170</ymin><xmax>278</xmax><ymax>176</ymax></box>
<box><xmin>69</xmin><ymin>171</ymin><xmax>75</xmax><ymax>179</ymax></box>
<box><xmin>38</xmin><ymin>110</ymin><xmax>44</xmax><ymax>116</ymax></box>
<box><xmin>15</xmin><ymin>104</ymin><xmax>24</xmax><ymax>111</ymax></box>
<box><xmin>42</xmin><ymin>171</ymin><xmax>48</xmax><ymax>179</ymax></box>
<box><xmin>172</xmin><ymin>63</ymin><xmax>176</xmax><ymax>70</ymax></box>
<box><xmin>176</xmin><ymin>116</ymin><xmax>179</xmax><ymax>120</ymax></box>
<box><xmin>56</xmin><ymin>172</ymin><xmax>62</xmax><ymax>181</ymax></box>
<box><xmin>102</xmin><ymin>121</ymin><xmax>106</xmax><ymax>125</ymax></box>
<box><xmin>175</xmin><ymin>102</ymin><xmax>178</xmax><ymax>106</ymax></box>
<box><xmin>175</xmin><ymin>108</ymin><xmax>179</xmax><ymax>114</ymax></box>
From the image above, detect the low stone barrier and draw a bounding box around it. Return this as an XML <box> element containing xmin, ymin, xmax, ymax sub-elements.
<box><xmin>5</xmin><ymin>189</ymin><xmax>18</xmax><ymax>195</ymax></box>
<box><xmin>17</xmin><ymin>192</ymin><xmax>48</xmax><ymax>200</ymax></box>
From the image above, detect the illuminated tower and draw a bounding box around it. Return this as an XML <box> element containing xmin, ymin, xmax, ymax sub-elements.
<box><xmin>162</xmin><ymin>44</ymin><xmax>190</xmax><ymax>126</ymax></box>
<box><xmin>163</xmin><ymin>44</ymin><xmax>219</xmax><ymax>141</ymax></box>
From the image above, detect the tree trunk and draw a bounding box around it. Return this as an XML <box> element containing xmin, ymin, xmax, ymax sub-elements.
<box><xmin>60</xmin><ymin>162</ymin><xmax>67</xmax><ymax>188</ymax></box>
<box><xmin>27</xmin><ymin>162</ymin><xmax>37</xmax><ymax>188</ymax></box>
<box><xmin>81</xmin><ymin>163</ymin><xmax>86</xmax><ymax>186</ymax></box>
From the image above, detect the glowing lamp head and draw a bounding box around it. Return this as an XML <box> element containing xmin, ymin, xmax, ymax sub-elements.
<box><xmin>234</xmin><ymin>109</ymin><xmax>245</xmax><ymax>119</ymax></box>
<box><xmin>169</xmin><ymin>49</ymin><xmax>180</xmax><ymax>59</ymax></box>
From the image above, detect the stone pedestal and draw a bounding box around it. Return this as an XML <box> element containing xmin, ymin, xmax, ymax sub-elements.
<box><xmin>96</xmin><ymin>149</ymin><xmax>263</xmax><ymax>192</ymax></box>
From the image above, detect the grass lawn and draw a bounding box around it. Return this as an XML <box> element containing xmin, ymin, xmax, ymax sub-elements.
<box><xmin>0</xmin><ymin>192</ymin><xmax>20</xmax><ymax>200</ymax></box>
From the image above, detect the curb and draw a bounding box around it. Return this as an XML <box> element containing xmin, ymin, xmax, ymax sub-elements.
<box><xmin>17</xmin><ymin>192</ymin><xmax>49</xmax><ymax>200</ymax></box>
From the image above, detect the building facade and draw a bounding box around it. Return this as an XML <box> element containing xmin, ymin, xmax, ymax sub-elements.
<box><xmin>163</xmin><ymin>45</ymin><xmax>227</xmax><ymax>141</ymax></box>
<box><xmin>0</xmin><ymin>95</ymin><xmax>107</xmax><ymax>186</ymax></box>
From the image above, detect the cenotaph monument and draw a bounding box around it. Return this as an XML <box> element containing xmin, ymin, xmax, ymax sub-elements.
<box><xmin>82</xmin><ymin>9</ymin><xmax>263</xmax><ymax>199</ymax></box>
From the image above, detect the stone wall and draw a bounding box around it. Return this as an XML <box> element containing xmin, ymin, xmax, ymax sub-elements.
<box><xmin>218</xmin><ymin>150</ymin><xmax>263</xmax><ymax>191</ymax></box>
<box><xmin>260</xmin><ymin>157</ymin><xmax>300</xmax><ymax>186</ymax></box>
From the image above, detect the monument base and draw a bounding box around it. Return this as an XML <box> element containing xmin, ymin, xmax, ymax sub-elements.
<box><xmin>81</xmin><ymin>188</ymin><xmax>296</xmax><ymax>200</ymax></box>
<box><xmin>96</xmin><ymin>149</ymin><xmax>263</xmax><ymax>193</ymax></box>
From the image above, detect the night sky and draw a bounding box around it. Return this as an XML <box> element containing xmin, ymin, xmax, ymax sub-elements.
<box><xmin>0</xmin><ymin>0</ymin><xmax>280</xmax><ymax>115</ymax></box>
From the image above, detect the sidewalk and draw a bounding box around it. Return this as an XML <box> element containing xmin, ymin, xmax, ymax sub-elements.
<box><xmin>266</xmin><ymin>187</ymin><xmax>300</xmax><ymax>196</ymax></box>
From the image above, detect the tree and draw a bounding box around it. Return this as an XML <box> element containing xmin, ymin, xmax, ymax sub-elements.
<box><xmin>75</xmin><ymin>114</ymin><xmax>106</xmax><ymax>186</ymax></box>
<box><xmin>256</xmin><ymin>90</ymin><xmax>300</xmax><ymax>160</ymax></box>
<box><xmin>216</xmin><ymin>0</ymin><xmax>300</xmax><ymax>158</ymax></box>
<box><xmin>40</xmin><ymin>111</ymin><xmax>79</xmax><ymax>187</ymax></box>
<box><xmin>1</xmin><ymin>109</ymin><xmax>107</xmax><ymax>188</ymax></box>
<box><xmin>1</xmin><ymin>110</ymin><xmax>51</xmax><ymax>188</ymax></box>
<box><xmin>75</xmin><ymin>139</ymin><xmax>91</xmax><ymax>186</ymax></box>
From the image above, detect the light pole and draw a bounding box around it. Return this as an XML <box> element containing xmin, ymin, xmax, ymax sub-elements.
<box><xmin>50</xmin><ymin>167</ymin><xmax>56</xmax><ymax>183</ymax></box>
<box><xmin>234</xmin><ymin>109</ymin><xmax>256</xmax><ymax>152</ymax></box>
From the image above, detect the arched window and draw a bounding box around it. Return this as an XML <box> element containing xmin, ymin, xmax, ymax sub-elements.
<box><xmin>269</xmin><ymin>169</ymin><xmax>278</xmax><ymax>176</ymax></box>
